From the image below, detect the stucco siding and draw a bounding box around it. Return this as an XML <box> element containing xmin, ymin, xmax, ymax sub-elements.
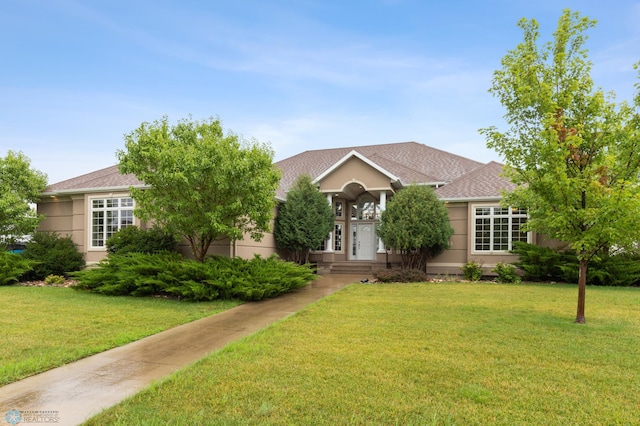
<box><xmin>320</xmin><ymin>157</ymin><xmax>391</xmax><ymax>192</ymax></box>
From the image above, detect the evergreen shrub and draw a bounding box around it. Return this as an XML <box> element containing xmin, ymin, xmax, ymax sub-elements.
<box><xmin>0</xmin><ymin>252</ymin><xmax>35</xmax><ymax>285</ymax></box>
<box><xmin>20</xmin><ymin>232</ymin><xmax>85</xmax><ymax>280</ymax></box>
<box><xmin>106</xmin><ymin>226</ymin><xmax>178</xmax><ymax>255</ymax></box>
<box><xmin>511</xmin><ymin>242</ymin><xmax>640</xmax><ymax>286</ymax></box>
<box><xmin>73</xmin><ymin>253</ymin><xmax>316</xmax><ymax>301</ymax></box>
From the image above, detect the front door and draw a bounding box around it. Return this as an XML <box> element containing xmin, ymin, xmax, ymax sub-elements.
<box><xmin>350</xmin><ymin>223</ymin><xmax>376</xmax><ymax>260</ymax></box>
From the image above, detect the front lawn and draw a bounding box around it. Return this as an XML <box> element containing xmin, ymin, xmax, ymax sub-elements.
<box><xmin>84</xmin><ymin>282</ymin><xmax>640</xmax><ymax>425</ymax></box>
<box><xmin>0</xmin><ymin>286</ymin><xmax>240</xmax><ymax>385</ymax></box>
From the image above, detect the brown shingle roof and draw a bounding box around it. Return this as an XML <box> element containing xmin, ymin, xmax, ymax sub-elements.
<box><xmin>435</xmin><ymin>161</ymin><xmax>515</xmax><ymax>200</ymax></box>
<box><xmin>275</xmin><ymin>141</ymin><xmax>483</xmax><ymax>198</ymax></box>
<box><xmin>44</xmin><ymin>165</ymin><xmax>144</xmax><ymax>194</ymax></box>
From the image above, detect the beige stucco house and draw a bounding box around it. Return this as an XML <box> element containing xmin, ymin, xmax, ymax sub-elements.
<box><xmin>38</xmin><ymin>141</ymin><xmax>545</xmax><ymax>275</ymax></box>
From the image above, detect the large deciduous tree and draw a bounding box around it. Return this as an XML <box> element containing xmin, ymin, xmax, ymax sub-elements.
<box><xmin>0</xmin><ymin>151</ymin><xmax>47</xmax><ymax>246</ymax></box>
<box><xmin>274</xmin><ymin>174</ymin><xmax>334</xmax><ymax>264</ymax></box>
<box><xmin>480</xmin><ymin>10</ymin><xmax>640</xmax><ymax>323</ymax></box>
<box><xmin>118</xmin><ymin>116</ymin><xmax>281</xmax><ymax>262</ymax></box>
<box><xmin>377</xmin><ymin>185</ymin><xmax>453</xmax><ymax>271</ymax></box>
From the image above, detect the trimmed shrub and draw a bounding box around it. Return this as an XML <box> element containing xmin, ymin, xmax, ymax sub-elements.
<box><xmin>492</xmin><ymin>262</ymin><xmax>521</xmax><ymax>284</ymax></box>
<box><xmin>72</xmin><ymin>253</ymin><xmax>316</xmax><ymax>301</ymax></box>
<box><xmin>0</xmin><ymin>252</ymin><xmax>35</xmax><ymax>285</ymax></box>
<box><xmin>44</xmin><ymin>274</ymin><xmax>66</xmax><ymax>285</ymax></box>
<box><xmin>106</xmin><ymin>226</ymin><xmax>178</xmax><ymax>255</ymax></box>
<box><xmin>20</xmin><ymin>232</ymin><xmax>85</xmax><ymax>280</ymax></box>
<box><xmin>461</xmin><ymin>260</ymin><xmax>483</xmax><ymax>281</ymax></box>
<box><xmin>373</xmin><ymin>268</ymin><xmax>429</xmax><ymax>283</ymax></box>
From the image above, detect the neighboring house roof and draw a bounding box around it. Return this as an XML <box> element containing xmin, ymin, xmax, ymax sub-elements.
<box><xmin>435</xmin><ymin>161</ymin><xmax>515</xmax><ymax>201</ymax></box>
<box><xmin>275</xmin><ymin>141</ymin><xmax>484</xmax><ymax>198</ymax></box>
<box><xmin>43</xmin><ymin>165</ymin><xmax>145</xmax><ymax>195</ymax></box>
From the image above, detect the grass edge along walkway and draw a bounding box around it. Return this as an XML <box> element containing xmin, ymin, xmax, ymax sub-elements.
<box><xmin>0</xmin><ymin>286</ymin><xmax>241</xmax><ymax>386</ymax></box>
<box><xmin>84</xmin><ymin>282</ymin><xmax>640</xmax><ymax>425</ymax></box>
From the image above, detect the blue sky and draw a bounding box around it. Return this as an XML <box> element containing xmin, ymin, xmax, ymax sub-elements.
<box><xmin>2</xmin><ymin>0</ymin><xmax>639</xmax><ymax>184</ymax></box>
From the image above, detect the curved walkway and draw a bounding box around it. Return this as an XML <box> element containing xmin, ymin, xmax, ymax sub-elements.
<box><xmin>0</xmin><ymin>274</ymin><xmax>364</xmax><ymax>426</ymax></box>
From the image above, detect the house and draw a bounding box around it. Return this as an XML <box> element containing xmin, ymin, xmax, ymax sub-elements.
<box><xmin>38</xmin><ymin>141</ymin><xmax>549</xmax><ymax>275</ymax></box>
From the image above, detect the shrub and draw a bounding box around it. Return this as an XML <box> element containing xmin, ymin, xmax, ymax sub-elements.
<box><xmin>0</xmin><ymin>252</ymin><xmax>35</xmax><ymax>285</ymax></box>
<box><xmin>44</xmin><ymin>274</ymin><xmax>66</xmax><ymax>285</ymax></box>
<box><xmin>373</xmin><ymin>268</ymin><xmax>429</xmax><ymax>283</ymax></box>
<box><xmin>492</xmin><ymin>262</ymin><xmax>521</xmax><ymax>283</ymax></box>
<box><xmin>511</xmin><ymin>242</ymin><xmax>640</xmax><ymax>286</ymax></box>
<box><xmin>106</xmin><ymin>226</ymin><xmax>178</xmax><ymax>255</ymax></box>
<box><xmin>461</xmin><ymin>260</ymin><xmax>483</xmax><ymax>281</ymax></box>
<box><xmin>20</xmin><ymin>232</ymin><xmax>85</xmax><ymax>280</ymax></box>
<box><xmin>73</xmin><ymin>253</ymin><xmax>316</xmax><ymax>301</ymax></box>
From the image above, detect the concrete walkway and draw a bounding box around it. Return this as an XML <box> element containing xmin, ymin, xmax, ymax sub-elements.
<box><xmin>0</xmin><ymin>274</ymin><xmax>364</xmax><ymax>426</ymax></box>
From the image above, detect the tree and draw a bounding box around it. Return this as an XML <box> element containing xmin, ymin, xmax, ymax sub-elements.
<box><xmin>0</xmin><ymin>151</ymin><xmax>47</xmax><ymax>246</ymax></box>
<box><xmin>274</xmin><ymin>174</ymin><xmax>334</xmax><ymax>264</ymax></box>
<box><xmin>377</xmin><ymin>184</ymin><xmax>454</xmax><ymax>271</ymax></box>
<box><xmin>480</xmin><ymin>9</ymin><xmax>640</xmax><ymax>323</ymax></box>
<box><xmin>117</xmin><ymin>116</ymin><xmax>281</xmax><ymax>262</ymax></box>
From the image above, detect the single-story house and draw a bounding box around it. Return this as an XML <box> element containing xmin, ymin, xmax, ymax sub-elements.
<box><xmin>38</xmin><ymin>141</ymin><xmax>552</xmax><ymax>275</ymax></box>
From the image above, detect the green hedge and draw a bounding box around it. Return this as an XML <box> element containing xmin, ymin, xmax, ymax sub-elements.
<box><xmin>72</xmin><ymin>253</ymin><xmax>316</xmax><ymax>301</ymax></box>
<box><xmin>511</xmin><ymin>242</ymin><xmax>640</xmax><ymax>286</ymax></box>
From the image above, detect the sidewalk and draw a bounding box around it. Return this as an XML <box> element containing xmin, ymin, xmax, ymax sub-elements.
<box><xmin>0</xmin><ymin>274</ymin><xmax>364</xmax><ymax>426</ymax></box>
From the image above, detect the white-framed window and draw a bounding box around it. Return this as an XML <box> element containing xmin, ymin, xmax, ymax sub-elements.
<box><xmin>90</xmin><ymin>197</ymin><xmax>134</xmax><ymax>248</ymax></box>
<box><xmin>334</xmin><ymin>201</ymin><xmax>343</xmax><ymax>218</ymax></box>
<box><xmin>334</xmin><ymin>223</ymin><xmax>343</xmax><ymax>252</ymax></box>
<box><xmin>473</xmin><ymin>206</ymin><xmax>528</xmax><ymax>252</ymax></box>
<box><xmin>351</xmin><ymin>195</ymin><xmax>379</xmax><ymax>221</ymax></box>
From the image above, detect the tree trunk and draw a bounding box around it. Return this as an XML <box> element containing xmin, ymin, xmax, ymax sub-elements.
<box><xmin>575</xmin><ymin>258</ymin><xmax>587</xmax><ymax>324</ymax></box>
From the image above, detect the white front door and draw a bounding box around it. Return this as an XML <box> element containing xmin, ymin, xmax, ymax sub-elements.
<box><xmin>351</xmin><ymin>223</ymin><xmax>376</xmax><ymax>260</ymax></box>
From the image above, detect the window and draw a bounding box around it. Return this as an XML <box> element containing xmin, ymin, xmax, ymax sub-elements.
<box><xmin>351</xmin><ymin>196</ymin><xmax>378</xmax><ymax>220</ymax></box>
<box><xmin>91</xmin><ymin>197</ymin><xmax>134</xmax><ymax>248</ymax></box>
<box><xmin>474</xmin><ymin>206</ymin><xmax>528</xmax><ymax>252</ymax></box>
<box><xmin>334</xmin><ymin>201</ymin><xmax>343</xmax><ymax>218</ymax></box>
<box><xmin>334</xmin><ymin>224</ymin><xmax>343</xmax><ymax>252</ymax></box>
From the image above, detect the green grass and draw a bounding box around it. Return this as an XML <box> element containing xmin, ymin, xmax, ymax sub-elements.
<box><xmin>0</xmin><ymin>286</ymin><xmax>240</xmax><ymax>385</ymax></box>
<box><xmin>84</xmin><ymin>282</ymin><xmax>640</xmax><ymax>425</ymax></box>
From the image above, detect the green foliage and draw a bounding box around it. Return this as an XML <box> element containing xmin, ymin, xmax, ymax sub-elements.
<box><xmin>0</xmin><ymin>251</ymin><xmax>34</xmax><ymax>285</ymax></box>
<box><xmin>44</xmin><ymin>274</ymin><xmax>66</xmax><ymax>285</ymax></box>
<box><xmin>492</xmin><ymin>262</ymin><xmax>521</xmax><ymax>284</ymax></box>
<box><xmin>373</xmin><ymin>268</ymin><xmax>429</xmax><ymax>283</ymax></box>
<box><xmin>20</xmin><ymin>232</ymin><xmax>85</xmax><ymax>280</ymax></box>
<box><xmin>274</xmin><ymin>174</ymin><xmax>334</xmax><ymax>264</ymax></box>
<box><xmin>461</xmin><ymin>260</ymin><xmax>483</xmax><ymax>281</ymax></box>
<box><xmin>73</xmin><ymin>253</ymin><xmax>316</xmax><ymax>301</ymax></box>
<box><xmin>512</xmin><ymin>242</ymin><xmax>640</xmax><ymax>286</ymax></box>
<box><xmin>106</xmin><ymin>226</ymin><xmax>178</xmax><ymax>255</ymax></box>
<box><xmin>377</xmin><ymin>185</ymin><xmax>454</xmax><ymax>270</ymax></box>
<box><xmin>480</xmin><ymin>9</ymin><xmax>640</xmax><ymax>321</ymax></box>
<box><xmin>0</xmin><ymin>151</ymin><xmax>48</xmax><ymax>246</ymax></box>
<box><xmin>117</xmin><ymin>116</ymin><xmax>281</xmax><ymax>262</ymax></box>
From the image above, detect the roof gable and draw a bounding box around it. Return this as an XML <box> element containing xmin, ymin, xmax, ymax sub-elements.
<box><xmin>275</xmin><ymin>141</ymin><xmax>483</xmax><ymax>198</ymax></box>
<box><xmin>312</xmin><ymin>150</ymin><xmax>400</xmax><ymax>185</ymax></box>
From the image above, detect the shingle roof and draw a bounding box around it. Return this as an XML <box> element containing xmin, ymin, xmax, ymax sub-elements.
<box><xmin>43</xmin><ymin>165</ymin><xmax>144</xmax><ymax>194</ymax></box>
<box><xmin>435</xmin><ymin>161</ymin><xmax>515</xmax><ymax>200</ymax></box>
<box><xmin>43</xmin><ymin>142</ymin><xmax>499</xmax><ymax>200</ymax></box>
<box><xmin>275</xmin><ymin>141</ymin><xmax>483</xmax><ymax>198</ymax></box>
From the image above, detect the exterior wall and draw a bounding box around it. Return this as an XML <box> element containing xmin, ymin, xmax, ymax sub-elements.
<box><xmin>319</xmin><ymin>157</ymin><xmax>391</xmax><ymax>193</ymax></box>
<box><xmin>428</xmin><ymin>202</ymin><xmax>469</xmax><ymax>276</ymax></box>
